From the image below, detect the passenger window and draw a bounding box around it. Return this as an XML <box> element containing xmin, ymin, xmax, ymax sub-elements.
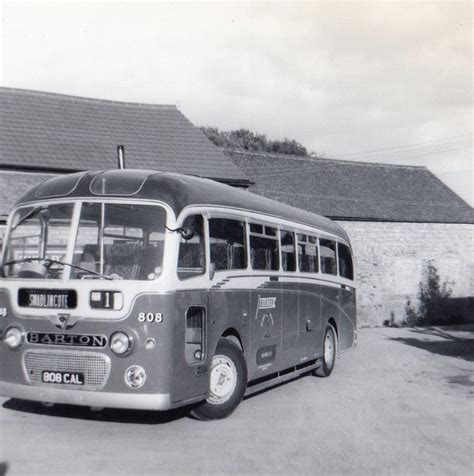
<box><xmin>338</xmin><ymin>243</ymin><xmax>354</xmax><ymax>280</ymax></box>
<box><xmin>177</xmin><ymin>215</ymin><xmax>206</xmax><ymax>280</ymax></box>
<box><xmin>320</xmin><ymin>239</ymin><xmax>337</xmax><ymax>275</ymax></box>
<box><xmin>297</xmin><ymin>234</ymin><xmax>319</xmax><ymax>273</ymax></box>
<box><xmin>280</xmin><ymin>230</ymin><xmax>296</xmax><ymax>272</ymax></box>
<box><xmin>209</xmin><ymin>218</ymin><xmax>247</xmax><ymax>271</ymax></box>
<box><xmin>250</xmin><ymin>223</ymin><xmax>263</xmax><ymax>234</ymax></box>
<box><xmin>250</xmin><ymin>224</ymin><xmax>279</xmax><ymax>271</ymax></box>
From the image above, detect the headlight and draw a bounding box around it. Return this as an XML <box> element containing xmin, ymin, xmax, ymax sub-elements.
<box><xmin>125</xmin><ymin>365</ymin><xmax>146</xmax><ymax>389</ymax></box>
<box><xmin>110</xmin><ymin>331</ymin><xmax>132</xmax><ymax>356</ymax></box>
<box><xmin>4</xmin><ymin>326</ymin><xmax>24</xmax><ymax>350</ymax></box>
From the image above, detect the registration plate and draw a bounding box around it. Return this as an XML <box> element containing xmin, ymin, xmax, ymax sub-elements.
<box><xmin>41</xmin><ymin>370</ymin><xmax>85</xmax><ymax>385</ymax></box>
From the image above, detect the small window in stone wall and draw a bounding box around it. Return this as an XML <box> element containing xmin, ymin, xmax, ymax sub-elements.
<box><xmin>338</xmin><ymin>243</ymin><xmax>354</xmax><ymax>280</ymax></box>
<box><xmin>320</xmin><ymin>239</ymin><xmax>337</xmax><ymax>275</ymax></box>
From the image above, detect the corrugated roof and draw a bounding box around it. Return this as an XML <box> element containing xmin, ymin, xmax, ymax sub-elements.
<box><xmin>0</xmin><ymin>87</ymin><xmax>248</xmax><ymax>183</ymax></box>
<box><xmin>227</xmin><ymin>150</ymin><xmax>474</xmax><ymax>224</ymax></box>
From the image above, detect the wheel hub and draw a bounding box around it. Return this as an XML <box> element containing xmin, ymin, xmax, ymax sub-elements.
<box><xmin>207</xmin><ymin>355</ymin><xmax>237</xmax><ymax>404</ymax></box>
<box><xmin>324</xmin><ymin>333</ymin><xmax>335</xmax><ymax>366</ymax></box>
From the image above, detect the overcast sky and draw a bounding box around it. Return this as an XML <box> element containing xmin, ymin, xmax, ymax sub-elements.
<box><xmin>0</xmin><ymin>0</ymin><xmax>472</xmax><ymax>204</ymax></box>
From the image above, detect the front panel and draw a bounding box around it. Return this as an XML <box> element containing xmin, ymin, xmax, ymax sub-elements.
<box><xmin>0</xmin><ymin>288</ymin><xmax>175</xmax><ymax>398</ymax></box>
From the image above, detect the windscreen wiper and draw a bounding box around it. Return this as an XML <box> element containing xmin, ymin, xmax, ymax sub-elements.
<box><xmin>1</xmin><ymin>257</ymin><xmax>115</xmax><ymax>280</ymax></box>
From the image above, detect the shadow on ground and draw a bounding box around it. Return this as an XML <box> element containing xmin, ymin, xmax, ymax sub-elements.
<box><xmin>2</xmin><ymin>398</ymin><xmax>191</xmax><ymax>424</ymax></box>
<box><xmin>389</xmin><ymin>328</ymin><xmax>474</xmax><ymax>362</ymax></box>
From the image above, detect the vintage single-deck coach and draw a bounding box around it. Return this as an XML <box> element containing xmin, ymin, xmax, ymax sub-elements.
<box><xmin>0</xmin><ymin>168</ymin><xmax>356</xmax><ymax>419</ymax></box>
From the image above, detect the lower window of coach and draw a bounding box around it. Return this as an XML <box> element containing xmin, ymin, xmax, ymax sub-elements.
<box><xmin>72</xmin><ymin>203</ymin><xmax>166</xmax><ymax>280</ymax></box>
<box><xmin>250</xmin><ymin>225</ymin><xmax>279</xmax><ymax>271</ymax></box>
<box><xmin>281</xmin><ymin>230</ymin><xmax>296</xmax><ymax>272</ymax></box>
<box><xmin>298</xmin><ymin>234</ymin><xmax>319</xmax><ymax>273</ymax></box>
<box><xmin>178</xmin><ymin>215</ymin><xmax>206</xmax><ymax>280</ymax></box>
<box><xmin>209</xmin><ymin>218</ymin><xmax>247</xmax><ymax>271</ymax></box>
<box><xmin>320</xmin><ymin>239</ymin><xmax>337</xmax><ymax>275</ymax></box>
<box><xmin>338</xmin><ymin>243</ymin><xmax>354</xmax><ymax>280</ymax></box>
<box><xmin>3</xmin><ymin>203</ymin><xmax>74</xmax><ymax>279</ymax></box>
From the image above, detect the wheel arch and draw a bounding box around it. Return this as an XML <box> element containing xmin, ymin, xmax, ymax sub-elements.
<box><xmin>221</xmin><ymin>328</ymin><xmax>244</xmax><ymax>354</ymax></box>
<box><xmin>327</xmin><ymin>317</ymin><xmax>338</xmax><ymax>337</ymax></box>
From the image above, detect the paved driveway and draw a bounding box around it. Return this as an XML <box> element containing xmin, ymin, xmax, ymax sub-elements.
<box><xmin>0</xmin><ymin>327</ymin><xmax>472</xmax><ymax>475</ymax></box>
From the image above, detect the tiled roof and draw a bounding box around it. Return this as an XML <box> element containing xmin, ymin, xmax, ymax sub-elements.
<box><xmin>0</xmin><ymin>87</ymin><xmax>248</xmax><ymax>183</ymax></box>
<box><xmin>0</xmin><ymin>171</ymin><xmax>56</xmax><ymax>219</ymax></box>
<box><xmin>227</xmin><ymin>150</ymin><xmax>474</xmax><ymax>224</ymax></box>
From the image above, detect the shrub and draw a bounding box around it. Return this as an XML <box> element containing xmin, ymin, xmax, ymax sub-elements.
<box><xmin>403</xmin><ymin>262</ymin><xmax>454</xmax><ymax>326</ymax></box>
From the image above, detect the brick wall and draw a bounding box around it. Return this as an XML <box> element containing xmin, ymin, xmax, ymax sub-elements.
<box><xmin>337</xmin><ymin>221</ymin><xmax>474</xmax><ymax>327</ymax></box>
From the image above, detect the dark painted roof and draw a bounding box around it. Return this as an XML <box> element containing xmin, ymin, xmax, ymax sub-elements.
<box><xmin>15</xmin><ymin>170</ymin><xmax>350</xmax><ymax>243</ymax></box>
<box><xmin>0</xmin><ymin>87</ymin><xmax>249</xmax><ymax>184</ymax></box>
<box><xmin>227</xmin><ymin>150</ymin><xmax>474</xmax><ymax>224</ymax></box>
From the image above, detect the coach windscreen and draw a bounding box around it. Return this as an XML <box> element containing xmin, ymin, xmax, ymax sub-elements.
<box><xmin>2</xmin><ymin>202</ymin><xmax>166</xmax><ymax>281</ymax></box>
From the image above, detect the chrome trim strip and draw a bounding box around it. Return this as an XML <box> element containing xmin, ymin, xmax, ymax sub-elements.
<box><xmin>0</xmin><ymin>382</ymin><xmax>171</xmax><ymax>411</ymax></box>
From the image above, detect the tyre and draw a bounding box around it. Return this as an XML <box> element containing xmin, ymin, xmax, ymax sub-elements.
<box><xmin>312</xmin><ymin>323</ymin><xmax>337</xmax><ymax>377</ymax></box>
<box><xmin>190</xmin><ymin>338</ymin><xmax>247</xmax><ymax>420</ymax></box>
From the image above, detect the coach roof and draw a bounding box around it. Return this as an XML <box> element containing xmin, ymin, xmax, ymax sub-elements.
<box><xmin>16</xmin><ymin>169</ymin><xmax>350</xmax><ymax>243</ymax></box>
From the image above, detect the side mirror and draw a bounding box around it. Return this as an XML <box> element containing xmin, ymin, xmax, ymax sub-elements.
<box><xmin>179</xmin><ymin>227</ymin><xmax>194</xmax><ymax>241</ymax></box>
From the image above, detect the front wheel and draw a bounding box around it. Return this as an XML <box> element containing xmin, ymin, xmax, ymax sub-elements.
<box><xmin>312</xmin><ymin>324</ymin><xmax>337</xmax><ymax>377</ymax></box>
<box><xmin>190</xmin><ymin>338</ymin><xmax>247</xmax><ymax>420</ymax></box>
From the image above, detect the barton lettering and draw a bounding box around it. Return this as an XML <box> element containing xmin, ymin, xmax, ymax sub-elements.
<box><xmin>27</xmin><ymin>332</ymin><xmax>107</xmax><ymax>347</ymax></box>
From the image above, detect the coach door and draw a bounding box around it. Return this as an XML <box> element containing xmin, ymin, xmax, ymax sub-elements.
<box><xmin>172</xmin><ymin>215</ymin><xmax>209</xmax><ymax>403</ymax></box>
<box><xmin>337</xmin><ymin>242</ymin><xmax>356</xmax><ymax>350</ymax></box>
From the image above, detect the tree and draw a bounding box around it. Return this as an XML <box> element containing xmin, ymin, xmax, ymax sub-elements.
<box><xmin>200</xmin><ymin>127</ymin><xmax>309</xmax><ymax>156</ymax></box>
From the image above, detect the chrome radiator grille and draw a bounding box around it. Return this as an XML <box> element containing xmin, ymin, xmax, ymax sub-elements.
<box><xmin>23</xmin><ymin>350</ymin><xmax>111</xmax><ymax>390</ymax></box>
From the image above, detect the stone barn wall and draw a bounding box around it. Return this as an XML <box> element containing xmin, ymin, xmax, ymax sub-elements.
<box><xmin>338</xmin><ymin>221</ymin><xmax>474</xmax><ymax>327</ymax></box>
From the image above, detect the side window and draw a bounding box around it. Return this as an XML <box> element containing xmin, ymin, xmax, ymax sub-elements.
<box><xmin>280</xmin><ymin>230</ymin><xmax>296</xmax><ymax>272</ymax></box>
<box><xmin>250</xmin><ymin>223</ymin><xmax>280</xmax><ymax>271</ymax></box>
<box><xmin>177</xmin><ymin>215</ymin><xmax>206</xmax><ymax>280</ymax></box>
<box><xmin>338</xmin><ymin>243</ymin><xmax>354</xmax><ymax>280</ymax></box>
<box><xmin>320</xmin><ymin>239</ymin><xmax>337</xmax><ymax>275</ymax></box>
<box><xmin>297</xmin><ymin>234</ymin><xmax>319</xmax><ymax>273</ymax></box>
<box><xmin>209</xmin><ymin>218</ymin><xmax>247</xmax><ymax>271</ymax></box>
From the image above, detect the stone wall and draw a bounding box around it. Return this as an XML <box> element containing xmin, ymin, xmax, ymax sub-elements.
<box><xmin>337</xmin><ymin>221</ymin><xmax>474</xmax><ymax>327</ymax></box>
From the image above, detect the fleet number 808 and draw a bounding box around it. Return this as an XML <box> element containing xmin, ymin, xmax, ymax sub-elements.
<box><xmin>138</xmin><ymin>312</ymin><xmax>163</xmax><ymax>323</ymax></box>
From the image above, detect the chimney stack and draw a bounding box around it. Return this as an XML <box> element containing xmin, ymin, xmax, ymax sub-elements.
<box><xmin>117</xmin><ymin>145</ymin><xmax>125</xmax><ymax>169</ymax></box>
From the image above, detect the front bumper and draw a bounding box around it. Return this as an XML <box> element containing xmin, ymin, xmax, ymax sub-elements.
<box><xmin>0</xmin><ymin>381</ymin><xmax>171</xmax><ymax>410</ymax></box>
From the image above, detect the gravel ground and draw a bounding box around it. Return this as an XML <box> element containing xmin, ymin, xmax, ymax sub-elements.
<box><xmin>0</xmin><ymin>326</ymin><xmax>472</xmax><ymax>476</ymax></box>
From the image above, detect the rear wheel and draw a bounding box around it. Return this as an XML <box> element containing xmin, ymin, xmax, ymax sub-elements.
<box><xmin>312</xmin><ymin>324</ymin><xmax>337</xmax><ymax>377</ymax></box>
<box><xmin>190</xmin><ymin>338</ymin><xmax>247</xmax><ymax>420</ymax></box>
